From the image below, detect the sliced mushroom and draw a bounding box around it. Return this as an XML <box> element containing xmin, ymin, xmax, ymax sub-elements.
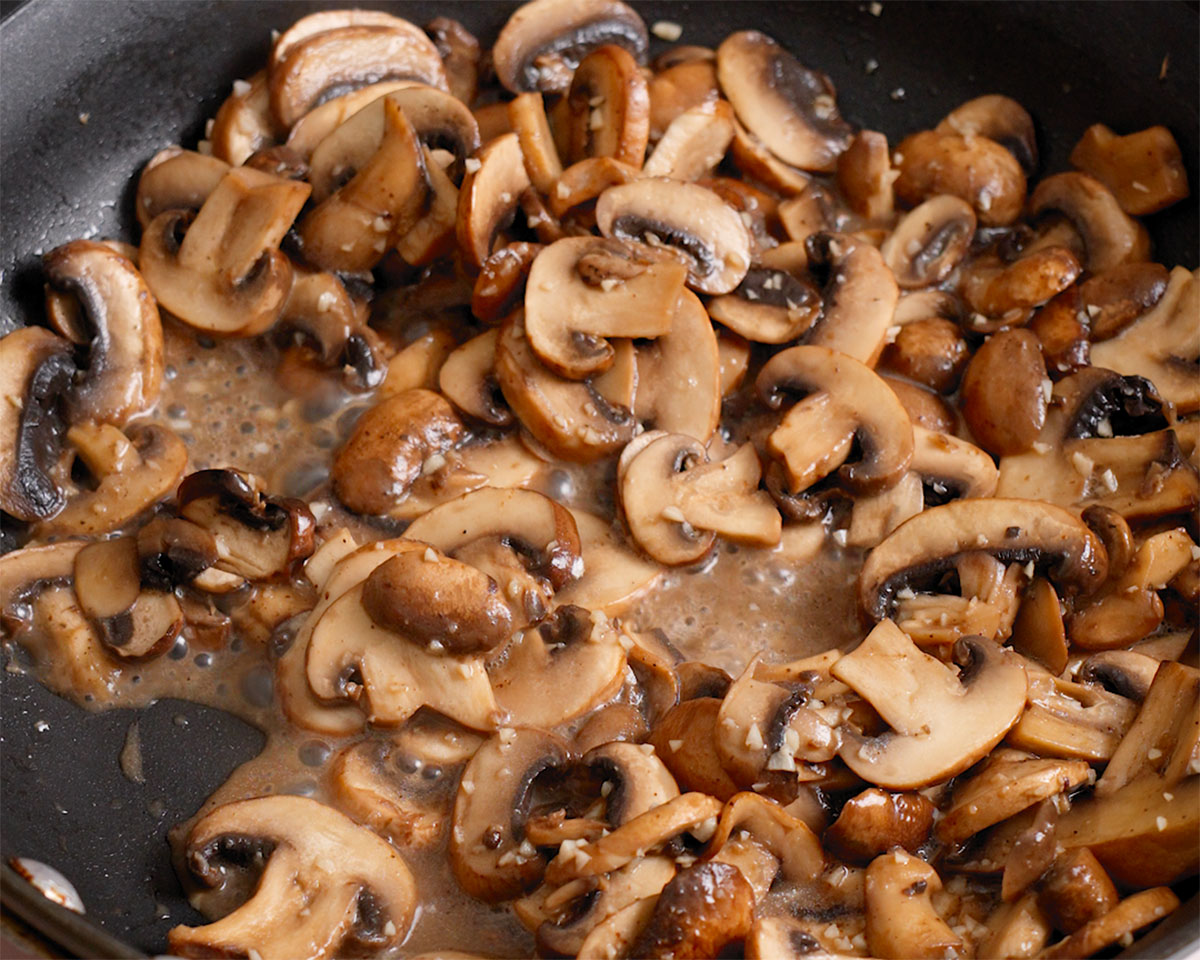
<box><xmin>1009</xmin><ymin>577</ymin><xmax>1069</xmax><ymax>674</ymax></box>
<box><xmin>269</xmin><ymin>21</ymin><xmax>446</xmax><ymax>128</ymax></box>
<box><xmin>472</xmin><ymin>241</ymin><xmax>543</xmax><ymax>324</ymax></box>
<box><xmin>0</xmin><ymin>327</ymin><xmax>74</xmax><ymax>521</ymax></box>
<box><xmin>959</xmin><ymin>328</ymin><xmax>1049</xmax><ymax>456</ymax></box>
<box><xmin>177</xmin><ymin>469</ymin><xmax>315</xmax><ymax>581</ymax></box>
<box><xmin>649</xmin><ymin>698</ymin><xmax>740</xmax><ymax>801</ymax></box>
<box><xmin>134</xmin><ymin>148</ymin><xmax>230</xmax><ymax>229</ymax></box>
<box><xmin>554</xmin><ymin>509</ymin><xmax>662</xmax><ymax>615</ymax></box>
<box><xmin>299</xmin><ymin>97</ymin><xmax>427</xmax><ymax>273</ymax></box>
<box><xmin>910</xmin><ymin>426</ymin><xmax>998</xmax><ymax>502</ymax></box>
<box><xmin>331</xmin><ymin>388</ymin><xmax>463</xmax><ymax>517</ymax></box>
<box><xmin>746</xmin><ymin>916</ymin><xmax>862</xmax><ymax>960</ymax></box>
<box><xmin>524</xmin><ymin>236</ymin><xmax>686</xmax><ymax>379</ymax></box>
<box><xmin>936</xmin><ymin>94</ymin><xmax>1038</xmax><ymax>175</ymax></box>
<box><xmin>450</xmin><ymin>727</ymin><xmax>575</xmax><ymax>900</ymax></box>
<box><xmin>881</xmin><ymin>196</ymin><xmax>976</xmax><ymax>290</ymax></box>
<box><xmin>0</xmin><ymin>540</ymin><xmax>86</xmax><ymax>616</ymax></box>
<box><xmin>619</xmin><ymin>433</ymin><xmax>781</xmax><ymax>565</ymax></box>
<box><xmin>1041</xmin><ymin>888</ymin><xmax>1180</xmax><ymax>960</ymax></box>
<box><xmin>824</xmin><ymin>788</ymin><xmax>935</xmax><ymax>864</ymax></box>
<box><xmin>895</xmin><ymin>129</ymin><xmax>1026</xmax><ymax>226</ymax></box>
<box><xmin>642</xmin><ymin>101</ymin><xmax>734</xmax><ymax>181</ymax></box>
<box><xmin>140</xmin><ymin>167</ymin><xmax>309</xmax><ymax>336</ymax></box>
<box><xmin>836</xmin><ymin>130</ymin><xmax>893</xmax><ymax>220</ymax></box>
<box><xmin>858</xmin><ymin>497</ymin><xmax>1108</xmax><ymax>621</ymax></box>
<box><xmin>1006</xmin><ymin>668</ymin><xmax>1137</xmax><ymax>763</ymax></box>
<box><xmin>627</xmin><ymin>862</ymin><xmax>754</xmax><ymax>960</ymax></box>
<box><xmin>564</xmin><ymin>44</ymin><xmax>650</xmax><ymax>168</ymax></box>
<box><xmin>804</xmin><ymin>232</ymin><xmax>900</xmax><ymax>365</ymax></box>
<box><xmin>707</xmin><ymin>267</ymin><xmax>822</xmax><ymax>345</ymax></box>
<box><xmin>1069</xmin><ymin>123</ymin><xmax>1189</xmax><ymax>216</ymax></box>
<box><xmin>832</xmin><ymin>621</ymin><xmax>1029</xmax><ymax>789</ymax></box>
<box><xmin>1038</xmin><ymin>848</ymin><xmax>1120</xmax><ymax>934</ymax></box>
<box><xmin>285</xmin><ymin>81</ymin><xmax>415</xmax><ymax>159</ymax></box>
<box><xmin>43</xmin><ymin>240</ymin><xmax>162</xmax><ymax>427</ymax></box>
<box><xmin>976</xmin><ymin>894</ymin><xmax>1053</xmax><ymax>960</ymax></box>
<box><xmin>633</xmin><ymin>289</ymin><xmax>720</xmax><ymax>441</ymax></box>
<box><xmin>716</xmin><ymin>31</ymin><xmax>851</xmax><ymax>173</ymax></box>
<box><xmin>457</xmin><ymin>133</ymin><xmax>532</xmax><ymax>269</ymax></box>
<box><xmin>489</xmin><ymin>605</ymin><xmax>626</xmax><ymax>727</ymax></box>
<box><xmin>496</xmin><ymin>314</ymin><xmax>637</xmax><ymax>461</ymax></box>
<box><xmin>758</xmin><ymin>344</ymin><xmax>914</xmax><ymax>498</ymax></box>
<box><xmin>1076</xmin><ymin>649</ymin><xmax>1161</xmax><ymax>702</ymax></box>
<box><xmin>36</xmin><ymin>423</ymin><xmax>187</xmax><ymax>538</ymax></box>
<box><xmin>596</xmin><ymin>179</ymin><xmax>751</xmax><ymax>295</ymax></box>
<box><xmin>648</xmin><ymin>56</ymin><xmax>719</xmax><ymax>141</ymax></box>
<box><xmin>168</xmin><ymin>795</ymin><xmax>416</xmax><ymax>958</ymax></box>
<box><xmin>207</xmin><ymin>69</ymin><xmax>278</xmax><ymax>165</ymax></box>
<box><xmin>492</xmin><ymin>0</ymin><xmax>648</xmax><ymax>94</ymax></box>
<box><xmin>305</xmin><ymin>582</ymin><xmax>499</xmax><ymax>729</ymax></box>
<box><xmin>864</xmin><ymin>851</ymin><xmax>962</xmax><ymax>960</ymax></box>
<box><xmin>1029</xmin><ymin>172</ymin><xmax>1150</xmax><ymax>273</ymax></box>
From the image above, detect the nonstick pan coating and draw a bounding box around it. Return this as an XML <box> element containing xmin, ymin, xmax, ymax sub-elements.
<box><xmin>1</xmin><ymin>2</ymin><xmax>1197</xmax><ymax>956</ymax></box>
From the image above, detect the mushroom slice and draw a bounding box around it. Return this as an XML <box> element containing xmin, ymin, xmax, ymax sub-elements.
<box><xmin>564</xmin><ymin>44</ymin><xmax>650</xmax><ymax>167</ymax></box>
<box><xmin>492</xmin><ymin>0</ymin><xmax>648</xmax><ymax>94</ymax></box>
<box><xmin>489</xmin><ymin>605</ymin><xmax>626</xmax><ymax>727</ymax></box>
<box><xmin>832</xmin><ymin>622</ymin><xmax>1028</xmax><ymax>790</ymax></box>
<box><xmin>1090</xmin><ymin>266</ymin><xmax>1199</xmax><ymax>415</ymax></box>
<box><xmin>331</xmin><ymin>388</ymin><xmax>463</xmax><ymax>517</ymax></box>
<box><xmin>824</xmin><ymin>787</ymin><xmax>935</xmax><ymax>864</ymax></box>
<box><xmin>880</xmin><ymin>196</ymin><xmax>976</xmax><ymax>290</ymax></box>
<box><xmin>547</xmin><ymin>156</ymin><xmax>642</xmax><ymax>218</ymax></box>
<box><xmin>425</xmin><ymin>16</ymin><xmax>479</xmax><ymax>105</ymax></box>
<box><xmin>285</xmin><ymin>81</ymin><xmax>415</xmax><ymax>159</ymax></box>
<box><xmin>536</xmin><ymin>856</ymin><xmax>676</xmax><ymax>957</ymax></box>
<box><xmin>648</xmin><ymin>56</ymin><xmax>719</xmax><ymax>139</ymax></box>
<box><xmin>298</xmin><ymin>97</ymin><xmax>427</xmax><ymax>273</ymax></box>
<box><xmin>643</xmin><ymin>101</ymin><xmax>734</xmax><ymax>181</ymax></box>
<box><xmin>1029</xmin><ymin>172</ymin><xmax>1150</xmax><ymax>272</ymax></box>
<box><xmin>619</xmin><ymin>433</ymin><xmax>781</xmax><ymax>566</ymax></box>
<box><xmin>472</xmin><ymin>241</ymin><xmax>543</xmax><ymax>324</ymax></box>
<box><xmin>649</xmin><ymin>698</ymin><xmax>740</xmax><ymax>801</ymax></box>
<box><xmin>524</xmin><ymin>236</ymin><xmax>686</xmax><ymax>379</ymax></box>
<box><xmin>707</xmin><ymin>267</ymin><xmax>822</xmax><ymax>345</ymax></box>
<box><xmin>450</xmin><ymin>727</ymin><xmax>575</xmax><ymax>900</ymax></box>
<box><xmin>134</xmin><ymin>148</ymin><xmax>230</xmax><ymax>229</ymax></box>
<box><xmin>555</xmin><ymin>509</ymin><xmax>662</xmax><ymax>615</ymax></box>
<box><xmin>746</xmin><ymin>916</ymin><xmax>861</xmax><ymax>960</ymax></box>
<box><xmin>959</xmin><ymin>328</ymin><xmax>1049</xmax><ymax>456</ymax></box>
<box><xmin>1076</xmin><ymin>650</ymin><xmax>1160</xmax><ymax>702</ymax></box>
<box><xmin>73</xmin><ymin>536</ymin><xmax>182</xmax><ymax>660</ymax></box>
<box><xmin>177</xmin><ymin>469</ymin><xmax>316</xmax><ymax>581</ymax></box>
<box><xmin>209</xmin><ymin>70</ymin><xmax>278</xmax><ymax>165</ymax></box>
<box><xmin>404</xmin><ymin>486</ymin><xmax>584</xmax><ymax>592</ymax></box>
<box><xmin>894</xmin><ymin>129</ymin><xmax>1026</xmax><ymax>226</ymax></box>
<box><xmin>438</xmin><ymin>330</ymin><xmax>510</xmax><ymax>426</ymax></box>
<box><xmin>627</xmin><ymin>862</ymin><xmax>754</xmax><ymax>960</ymax></box>
<box><xmin>36</xmin><ymin>423</ymin><xmax>187</xmax><ymax>538</ymax></box>
<box><xmin>362</xmin><ymin>545</ymin><xmax>513</xmax><ymax>655</ymax></box>
<box><xmin>910</xmin><ymin>427</ymin><xmax>998</xmax><ymax>501</ymax></box>
<box><xmin>545</xmin><ymin>792</ymin><xmax>724</xmax><ymax>884</ymax></box>
<box><xmin>308</xmin><ymin>85</ymin><xmax>480</xmax><ymax>200</ymax></box>
<box><xmin>716</xmin><ymin>31</ymin><xmax>851</xmax><ymax>173</ymax></box>
<box><xmin>633</xmin><ymin>289</ymin><xmax>720</xmax><ymax>442</ymax></box>
<box><xmin>1006</xmin><ymin>669</ymin><xmax>1137</xmax><ymax>763</ymax></box>
<box><xmin>759</xmin><ymin>345</ymin><xmax>914</xmax><ymax>496</ymax></box>
<box><xmin>0</xmin><ymin>540</ymin><xmax>86</xmax><ymax>615</ymax></box>
<box><xmin>864</xmin><ymin>851</ymin><xmax>962</xmax><ymax>960</ymax></box>
<box><xmin>1010</xmin><ymin>578</ymin><xmax>1069</xmax><ymax>675</ymax></box>
<box><xmin>167</xmin><ymin>795</ymin><xmax>416</xmax><ymax>959</ymax></box>
<box><xmin>804</xmin><ymin>232</ymin><xmax>900</xmax><ymax>366</ymax></box>
<box><xmin>269</xmin><ymin>22</ymin><xmax>447</xmax><ymax>129</ymax></box>
<box><xmin>937</xmin><ymin>94</ymin><xmax>1038</xmax><ymax>175</ymax></box>
<box><xmin>858</xmin><ymin>498</ymin><xmax>1108</xmax><ymax>621</ymax></box>
<box><xmin>496</xmin><ymin>314</ymin><xmax>636</xmax><ymax>461</ymax></box>
<box><xmin>140</xmin><ymin>167</ymin><xmax>309</xmax><ymax>337</ymax></box>
<box><xmin>1067</xmin><ymin>528</ymin><xmax>1193</xmax><ymax>650</ymax></box>
<box><xmin>305</xmin><ymin>583</ymin><xmax>499</xmax><ymax>729</ymax></box>
<box><xmin>961</xmin><ymin>246</ymin><xmax>1082</xmax><ymax>319</ymax></box>
<box><xmin>457</xmin><ymin>133</ymin><xmax>532</xmax><ymax>269</ymax></box>
<box><xmin>893</xmin><ymin>553</ymin><xmax>1025</xmax><ymax>648</ymax></box>
<box><xmin>935</xmin><ymin>751</ymin><xmax>1092</xmax><ymax>846</ymax></box>
<box><xmin>836</xmin><ymin>130</ymin><xmax>894</xmax><ymax>220</ymax></box>
<box><xmin>0</xmin><ymin>327</ymin><xmax>73</xmax><ymax>522</ymax></box>
<box><xmin>509</xmin><ymin>93</ymin><xmax>564</xmax><ymax>194</ymax></box>
<box><xmin>703</xmin><ymin>793</ymin><xmax>825</xmax><ymax>882</ymax></box>
<box><xmin>1069</xmin><ymin>123</ymin><xmax>1189</xmax><ymax>216</ymax></box>
<box><xmin>1041</xmin><ymin>888</ymin><xmax>1181</xmax><ymax>960</ymax></box>
<box><xmin>596</xmin><ymin>179</ymin><xmax>751</xmax><ymax>295</ymax></box>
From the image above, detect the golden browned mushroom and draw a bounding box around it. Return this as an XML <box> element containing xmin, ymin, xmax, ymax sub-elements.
<box><xmin>563</xmin><ymin>44</ymin><xmax>650</xmax><ymax>167</ymax></box>
<box><xmin>824</xmin><ymin>788</ymin><xmax>935</xmax><ymax>863</ymax></box>
<box><xmin>1069</xmin><ymin>123</ymin><xmax>1189</xmax><ymax>215</ymax></box>
<box><xmin>134</xmin><ymin>148</ymin><xmax>230</xmax><ymax>228</ymax></box>
<box><xmin>936</xmin><ymin>94</ymin><xmax>1038</xmax><ymax>174</ymax></box>
<box><xmin>863</xmin><ymin>851</ymin><xmax>963</xmax><ymax>960</ymax></box>
<box><xmin>880</xmin><ymin>195</ymin><xmax>976</xmax><ymax>291</ymax></box>
<box><xmin>627</xmin><ymin>862</ymin><xmax>754</xmax><ymax>960</ymax></box>
<box><xmin>958</xmin><ymin>328</ymin><xmax>1049</xmax><ymax>456</ymax></box>
<box><xmin>894</xmin><ymin>129</ymin><xmax>1026</xmax><ymax>226</ymax></box>
<box><xmin>1029</xmin><ymin>172</ymin><xmax>1150</xmax><ymax>273</ymax></box>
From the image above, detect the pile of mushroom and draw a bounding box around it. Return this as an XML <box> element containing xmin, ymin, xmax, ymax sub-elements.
<box><xmin>1</xmin><ymin>1</ymin><xmax>1196</xmax><ymax>958</ymax></box>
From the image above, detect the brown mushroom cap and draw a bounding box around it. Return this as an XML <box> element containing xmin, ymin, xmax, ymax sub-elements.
<box><xmin>936</xmin><ymin>94</ymin><xmax>1038</xmax><ymax>175</ymax></box>
<box><xmin>757</xmin><ymin>344</ymin><xmax>914</xmax><ymax>495</ymax></box>
<box><xmin>958</xmin><ymin>328</ymin><xmax>1049</xmax><ymax>456</ymax></box>
<box><xmin>140</xmin><ymin>167</ymin><xmax>309</xmax><ymax>337</ymax></box>
<box><xmin>596</xmin><ymin>179</ymin><xmax>752</xmax><ymax>295</ymax></box>
<box><xmin>833</xmin><ymin>623</ymin><xmax>1029</xmax><ymax>790</ymax></box>
<box><xmin>269</xmin><ymin>21</ymin><xmax>447</xmax><ymax>129</ymax></box>
<box><xmin>168</xmin><ymin>795</ymin><xmax>417</xmax><ymax>958</ymax></box>
<box><xmin>456</xmin><ymin>133</ymin><xmax>532</xmax><ymax>269</ymax></box>
<box><xmin>824</xmin><ymin>788</ymin><xmax>936</xmax><ymax>863</ymax></box>
<box><xmin>864</xmin><ymin>851</ymin><xmax>963</xmax><ymax>960</ymax></box>
<box><xmin>894</xmin><ymin>129</ymin><xmax>1026</xmax><ymax>227</ymax></box>
<box><xmin>492</xmin><ymin>0</ymin><xmax>648</xmax><ymax>94</ymax></box>
<box><xmin>628</xmin><ymin>862</ymin><xmax>754</xmax><ymax>960</ymax></box>
<box><xmin>1029</xmin><ymin>172</ymin><xmax>1150</xmax><ymax>273</ymax></box>
<box><xmin>43</xmin><ymin>239</ymin><xmax>163</xmax><ymax>427</ymax></box>
<box><xmin>716</xmin><ymin>31</ymin><xmax>852</xmax><ymax>173</ymax></box>
<box><xmin>1069</xmin><ymin>123</ymin><xmax>1189</xmax><ymax>216</ymax></box>
<box><xmin>524</xmin><ymin>236</ymin><xmax>686</xmax><ymax>379</ymax></box>
<box><xmin>859</xmin><ymin>497</ymin><xmax>1108</xmax><ymax>621</ymax></box>
<box><xmin>362</xmin><ymin>545</ymin><xmax>513</xmax><ymax>654</ymax></box>
<box><xmin>0</xmin><ymin>326</ymin><xmax>74</xmax><ymax>522</ymax></box>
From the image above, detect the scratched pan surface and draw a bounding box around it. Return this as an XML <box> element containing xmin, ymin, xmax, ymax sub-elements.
<box><xmin>0</xmin><ymin>1</ymin><xmax>1197</xmax><ymax>956</ymax></box>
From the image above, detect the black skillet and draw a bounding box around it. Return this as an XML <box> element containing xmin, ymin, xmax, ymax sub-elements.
<box><xmin>1</xmin><ymin>1</ymin><xmax>1197</xmax><ymax>956</ymax></box>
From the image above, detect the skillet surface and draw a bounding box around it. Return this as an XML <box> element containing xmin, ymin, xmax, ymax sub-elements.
<box><xmin>1</xmin><ymin>1</ymin><xmax>1197</xmax><ymax>956</ymax></box>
